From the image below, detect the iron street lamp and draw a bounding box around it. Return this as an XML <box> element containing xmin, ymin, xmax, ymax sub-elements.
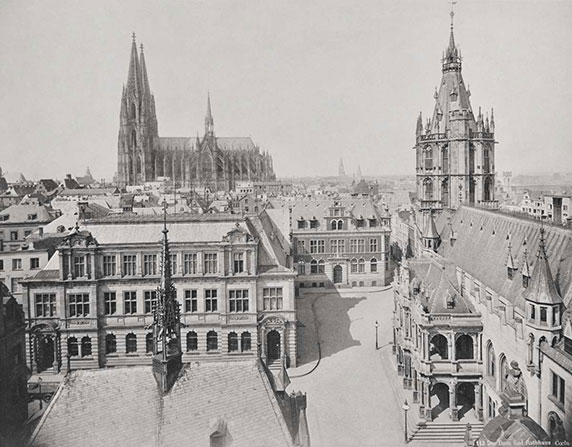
<box><xmin>402</xmin><ymin>399</ymin><xmax>410</xmax><ymax>443</ymax></box>
<box><xmin>375</xmin><ymin>321</ymin><xmax>379</xmax><ymax>350</ymax></box>
<box><xmin>38</xmin><ymin>377</ymin><xmax>43</xmax><ymax>410</ymax></box>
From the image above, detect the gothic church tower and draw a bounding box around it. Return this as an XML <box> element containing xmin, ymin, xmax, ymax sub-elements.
<box><xmin>117</xmin><ymin>34</ymin><xmax>158</xmax><ymax>186</ymax></box>
<box><xmin>415</xmin><ymin>11</ymin><xmax>496</xmax><ymax>210</ymax></box>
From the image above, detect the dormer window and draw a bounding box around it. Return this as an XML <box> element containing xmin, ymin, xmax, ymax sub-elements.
<box><xmin>368</xmin><ymin>218</ymin><xmax>377</xmax><ymax>227</ymax></box>
<box><xmin>356</xmin><ymin>217</ymin><xmax>365</xmax><ymax>228</ymax></box>
<box><xmin>507</xmin><ymin>266</ymin><xmax>515</xmax><ymax>280</ymax></box>
<box><xmin>446</xmin><ymin>293</ymin><xmax>455</xmax><ymax>309</ymax></box>
<box><xmin>522</xmin><ymin>274</ymin><xmax>529</xmax><ymax>288</ymax></box>
<box><xmin>28</xmin><ymin>214</ymin><xmax>38</xmax><ymax>220</ymax></box>
<box><xmin>310</xmin><ymin>217</ymin><xmax>319</xmax><ymax>229</ymax></box>
<box><xmin>297</xmin><ymin>218</ymin><xmax>306</xmax><ymax>229</ymax></box>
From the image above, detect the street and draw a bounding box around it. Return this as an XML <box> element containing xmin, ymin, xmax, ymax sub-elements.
<box><xmin>288</xmin><ymin>287</ymin><xmax>406</xmax><ymax>447</ymax></box>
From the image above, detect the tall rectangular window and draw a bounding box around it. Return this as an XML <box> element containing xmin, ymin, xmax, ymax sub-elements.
<box><xmin>551</xmin><ymin>371</ymin><xmax>565</xmax><ymax>405</ymax></box>
<box><xmin>103</xmin><ymin>255</ymin><xmax>116</xmax><ymax>276</ymax></box>
<box><xmin>124</xmin><ymin>291</ymin><xmax>137</xmax><ymax>314</ymax></box>
<box><xmin>229</xmin><ymin>290</ymin><xmax>249</xmax><ymax>312</ymax></box>
<box><xmin>296</xmin><ymin>240</ymin><xmax>305</xmax><ymax>254</ymax></box>
<box><xmin>170</xmin><ymin>253</ymin><xmax>177</xmax><ymax>276</ymax></box>
<box><xmin>370</xmin><ymin>238</ymin><xmax>378</xmax><ymax>252</ymax></box>
<box><xmin>35</xmin><ymin>293</ymin><xmax>56</xmax><ymax>317</ymax></box>
<box><xmin>12</xmin><ymin>259</ymin><xmax>22</xmax><ymax>270</ymax></box>
<box><xmin>540</xmin><ymin>306</ymin><xmax>547</xmax><ymax>324</ymax></box>
<box><xmin>263</xmin><ymin>287</ymin><xmax>283</xmax><ymax>310</ymax></box>
<box><xmin>184</xmin><ymin>289</ymin><xmax>198</xmax><ymax>313</ymax></box>
<box><xmin>104</xmin><ymin>292</ymin><xmax>116</xmax><ymax>315</ymax></box>
<box><xmin>73</xmin><ymin>255</ymin><xmax>85</xmax><ymax>277</ymax></box>
<box><xmin>357</xmin><ymin>239</ymin><xmax>365</xmax><ymax>253</ymax></box>
<box><xmin>122</xmin><ymin>255</ymin><xmax>136</xmax><ymax>276</ymax></box>
<box><xmin>350</xmin><ymin>239</ymin><xmax>357</xmax><ymax>253</ymax></box>
<box><xmin>233</xmin><ymin>252</ymin><xmax>244</xmax><ymax>273</ymax></box>
<box><xmin>30</xmin><ymin>258</ymin><xmax>40</xmax><ymax>269</ymax></box>
<box><xmin>143</xmin><ymin>254</ymin><xmax>157</xmax><ymax>276</ymax></box>
<box><xmin>68</xmin><ymin>293</ymin><xmax>90</xmax><ymax>317</ymax></box>
<box><xmin>205</xmin><ymin>289</ymin><xmax>218</xmax><ymax>312</ymax></box>
<box><xmin>183</xmin><ymin>253</ymin><xmax>197</xmax><ymax>275</ymax></box>
<box><xmin>331</xmin><ymin>239</ymin><xmax>345</xmax><ymax>255</ymax></box>
<box><xmin>204</xmin><ymin>253</ymin><xmax>218</xmax><ymax>274</ymax></box>
<box><xmin>144</xmin><ymin>290</ymin><xmax>157</xmax><ymax>314</ymax></box>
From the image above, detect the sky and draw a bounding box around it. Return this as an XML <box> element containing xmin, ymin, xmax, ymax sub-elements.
<box><xmin>1</xmin><ymin>0</ymin><xmax>571</xmax><ymax>181</ymax></box>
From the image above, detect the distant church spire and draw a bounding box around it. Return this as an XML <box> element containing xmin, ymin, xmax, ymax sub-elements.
<box><xmin>152</xmin><ymin>201</ymin><xmax>183</xmax><ymax>393</ymax></box>
<box><xmin>126</xmin><ymin>32</ymin><xmax>141</xmax><ymax>98</ymax></box>
<box><xmin>338</xmin><ymin>157</ymin><xmax>346</xmax><ymax>177</ymax></box>
<box><xmin>205</xmin><ymin>92</ymin><xmax>214</xmax><ymax>136</ymax></box>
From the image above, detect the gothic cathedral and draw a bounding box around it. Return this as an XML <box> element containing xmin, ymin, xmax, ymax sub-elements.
<box><xmin>415</xmin><ymin>13</ymin><xmax>496</xmax><ymax>210</ymax></box>
<box><xmin>117</xmin><ymin>35</ymin><xmax>276</xmax><ymax>189</ymax></box>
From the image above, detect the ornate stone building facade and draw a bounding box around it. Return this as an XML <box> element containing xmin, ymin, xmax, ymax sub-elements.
<box><xmin>21</xmin><ymin>211</ymin><xmax>297</xmax><ymax>388</ymax></box>
<box><xmin>117</xmin><ymin>35</ymin><xmax>275</xmax><ymax>189</ymax></box>
<box><xmin>415</xmin><ymin>13</ymin><xmax>496</xmax><ymax>211</ymax></box>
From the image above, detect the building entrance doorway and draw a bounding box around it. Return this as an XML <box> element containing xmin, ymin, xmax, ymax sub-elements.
<box><xmin>267</xmin><ymin>330</ymin><xmax>281</xmax><ymax>362</ymax></box>
<box><xmin>333</xmin><ymin>265</ymin><xmax>343</xmax><ymax>284</ymax></box>
<box><xmin>37</xmin><ymin>334</ymin><xmax>55</xmax><ymax>372</ymax></box>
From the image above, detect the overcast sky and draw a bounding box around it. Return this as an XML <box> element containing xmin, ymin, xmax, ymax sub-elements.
<box><xmin>1</xmin><ymin>0</ymin><xmax>571</xmax><ymax>181</ymax></box>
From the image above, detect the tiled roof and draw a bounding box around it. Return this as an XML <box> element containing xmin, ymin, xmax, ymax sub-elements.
<box><xmin>435</xmin><ymin>206</ymin><xmax>572</xmax><ymax>311</ymax></box>
<box><xmin>30</xmin><ymin>361</ymin><xmax>296</xmax><ymax>447</ymax></box>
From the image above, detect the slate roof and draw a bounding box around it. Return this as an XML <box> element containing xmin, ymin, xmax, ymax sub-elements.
<box><xmin>157</xmin><ymin>137</ymin><xmax>193</xmax><ymax>151</ymax></box>
<box><xmin>217</xmin><ymin>137</ymin><xmax>257</xmax><ymax>151</ymax></box>
<box><xmin>0</xmin><ymin>204</ymin><xmax>56</xmax><ymax>224</ymax></box>
<box><xmin>478</xmin><ymin>415</ymin><xmax>548</xmax><ymax>444</ymax></box>
<box><xmin>435</xmin><ymin>206</ymin><xmax>572</xmax><ymax>312</ymax></box>
<box><xmin>30</xmin><ymin>361</ymin><xmax>296</xmax><ymax>447</ymax></box>
<box><xmin>409</xmin><ymin>258</ymin><xmax>476</xmax><ymax>314</ymax></box>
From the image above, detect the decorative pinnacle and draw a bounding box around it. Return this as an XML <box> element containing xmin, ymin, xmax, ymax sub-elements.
<box><xmin>132</xmin><ymin>32</ymin><xmax>136</xmax><ymax>43</ymax></box>
<box><xmin>162</xmin><ymin>199</ymin><xmax>168</xmax><ymax>234</ymax></box>
<box><xmin>450</xmin><ymin>1</ymin><xmax>457</xmax><ymax>29</ymax></box>
<box><xmin>140</xmin><ymin>43</ymin><xmax>144</xmax><ymax>52</ymax></box>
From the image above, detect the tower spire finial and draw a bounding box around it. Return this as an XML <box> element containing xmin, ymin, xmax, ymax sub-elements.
<box><xmin>205</xmin><ymin>92</ymin><xmax>214</xmax><ymax>136</ymax></box>
<box><xmin>132</xmin><ymin>32</ymin><xmax>136</xmax><ymax>43</ymax></box>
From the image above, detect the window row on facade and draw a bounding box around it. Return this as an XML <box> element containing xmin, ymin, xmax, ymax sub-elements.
<box><xmin>63</xmin><ymin>250</ymin><xmax>250</xmax><ymax>279</ymax></box>
<box><xmin>0</xmin><ymin>257</ymin><xmax>40</xmax><ymax>271</ymax></box>
<box><xmin>33</xmin><ymin>287</ymin><xmax>284</xmax><ymax>318</ymax></box>
<box><xmin>296</xmin><ymin>237</ymin><xmax>387</xmax><ymax>255</ymax></box>
<box><xmin>297</xmin><ymin>258</ymin><xmax>380</xmax><ymax>275</ymax></box>
<box><xmin>102</xmin><ymin>330</ymin><xmax>253</xmax><ymax>355</ymax></box>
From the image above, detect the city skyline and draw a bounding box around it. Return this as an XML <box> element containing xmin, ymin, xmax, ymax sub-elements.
<box><xmin>1</xmin><ymin>0</ymin><xmax>571</xmax><ymax>181</ymax></box>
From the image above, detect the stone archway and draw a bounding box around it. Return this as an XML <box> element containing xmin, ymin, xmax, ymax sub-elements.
<box><xmin>431</xmin><ymin>382</ymin><xmax>450</xmax><ymax>420</ymax></box>
<box><xmin>456</xmin><ymin>382</ymin><xmax>476</xmax><ymax>420</ymax></box>
<box><xmin>267</xmin><ymin>330</ymin><xmax>281</xmax><ymax>362</ymax></box>
<box><xmin>31</xmin><ymin>322</ymin><xmax>60</xmax><ymax>373</ymax></box>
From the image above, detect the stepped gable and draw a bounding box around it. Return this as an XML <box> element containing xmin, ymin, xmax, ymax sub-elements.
<box><xmin>435</xmin><ymin>206</ymin><xmax>572</xmax><ymax>311</ymax></box>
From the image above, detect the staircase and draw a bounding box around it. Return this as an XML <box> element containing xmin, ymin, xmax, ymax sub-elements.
<box><xmin>409</xmin><ymin>421</ymin><xmax>484</xmax><ymax>445</ymax></box>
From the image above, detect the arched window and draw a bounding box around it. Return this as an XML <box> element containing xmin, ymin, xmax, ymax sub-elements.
<box><xmin>370</xmin><ymin>258</ymin><xmax>378</xmax><ymax>273</ymax></box>
<box><xmin>131</xmin><ymin>102</ymin><xmax>136</xmax><ymax>119</ymax></box>
<box><xmin>298</xmin><ymin>261</ymin><xmax>305</xmax><ymax>275</ymax></box>
<box><xmin>442</xmin><ymin>146</ymin><xmax>449</xmax><ymax>174</ymax></box>
<box><xmin>487</xmin><ymin>342</ymin><xmax>496</xmax><ymax>377</ymax></box>
<box><xmin>81</xmin><ymin>336</ymin><xmax>92</xmax><ymax>357</ymax></box>
<box><xmin>499</xmin><ymin>354</ymin><xmax>508</xmax><ymax>390</ymax></box>
<box><xmin>126</xmin><ymin>333</ymin><xmax>137</xmax><ymax>353</ymax></box>
<box><xmin>423</xmin><ymin>178</ymin><xmax>433</xmax><ymax>200</ymax></box>
<box><xmin>131</xmin><ymin>130</ymin><xmax>137</xmax><ymax>148</ymax></box>
<box><xmin>318</xmin><ymin>259</ymin><xmax>325</xmax><ymax>274</ymax></box>
<box><xmin>350</xmin><ymin>258</ymin><xmax>358</xmax><ymax>273</ymax></box>
<box><xmin>310</xmin><ymin>259</ymin><xmax>318</xmax><ymax>274</ymax></box>
<box><xmin>483</xmin><ymin>149</ymin><xmax>490</xmax><ymax>173</ymax></box>
<box><xmin>330</xmin><ymin>220</ymin><xmax>337</xmax><ymax>231</ymax></box>
<box><xmin>105</xmin><ymin>334</ymin><xmax>116</xmax><ymax>354</ymax></box>
<box><xmin>337</xmin><ymin>220</ymin><xmax>343</xmax><ymax>230</ymax></box>
<box><xmin>484</xmin><ymin>177</ymin><xmax>493</xmax><ymax>201</ymax></box>
<box><xmin>186</xmin><ymin>331</ymin><xmax>198</xmax><ymax>352</ymax></box>
<box><xmin>146</xmin><ymin>333</ymin><xmax>153</xmax><ymax>353</ymax></box>
<box><xmin>424</xmin><ymin>147</ymin><xmax>433</xmax><ymax>170</ymax></box>
<box><xmin>442</xmin><ymin>179</ymin><xmax>449</xmax><ymax>207</ymax></box>
<box><xmin>207</xmin><ymin>331</ymin><xmax>218</xmax><ymax>351</ymax></box>
<box><xmin>228</xmin><ymin>332</ymin><xmax>239</xmax><ymax>352</ymax></box>
<box><xmin>241</xmin><ymin>332</ymin><xmax>252</xmax><ymax>352</ymax></box>
<box><xmin>455</xmin><ymin>334</ymin><xmax>474</xmax><ymax>360</ymax></box>
<box><xmin>527</xmin><ymin>334</ymin><xmax>534</xmax><ymax>365</ymax></box>
<box><xmin>358</xmin><ymin>258</ymin><xmax>365</xmax><ymax>273</ymax></box>
<box><xmin>429</xmin><ymin>334</ymin><xmax>448</xmax><ymax>360</ymax></box>
<box><xmin>68</xmin><ymin>337</ymin><xmax>78</xmax><ymax>357</ymax></box>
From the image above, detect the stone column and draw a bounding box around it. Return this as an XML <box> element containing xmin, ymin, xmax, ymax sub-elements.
<box><xmin>424</xmin><ymin>380</ymin><xmax>433</xmax><ymax>421</ymax></box>
<box><xmin>449</xmin><ymin>333</ymin><xmax>455</xmax><ymax>361</ymax></box>
<box><xmin>475</xmin><ymin>381</ymin><xmax>483</xmax><ymax>421</ymax></box>
<box><xmin>450</xmin><ymin>380</ymin><xmax>458</xmax><ymax>421</ymax></box>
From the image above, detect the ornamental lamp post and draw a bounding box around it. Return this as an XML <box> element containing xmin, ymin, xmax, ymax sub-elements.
<box><xmin>375</xmin><ymin>320</ymin><xmax>379</xmax><ymax>350</ymax></box>
<box><xmin>402</xmin><ymin>399</ymin><xmax>410</xmax><ymax>443</ymax></box>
